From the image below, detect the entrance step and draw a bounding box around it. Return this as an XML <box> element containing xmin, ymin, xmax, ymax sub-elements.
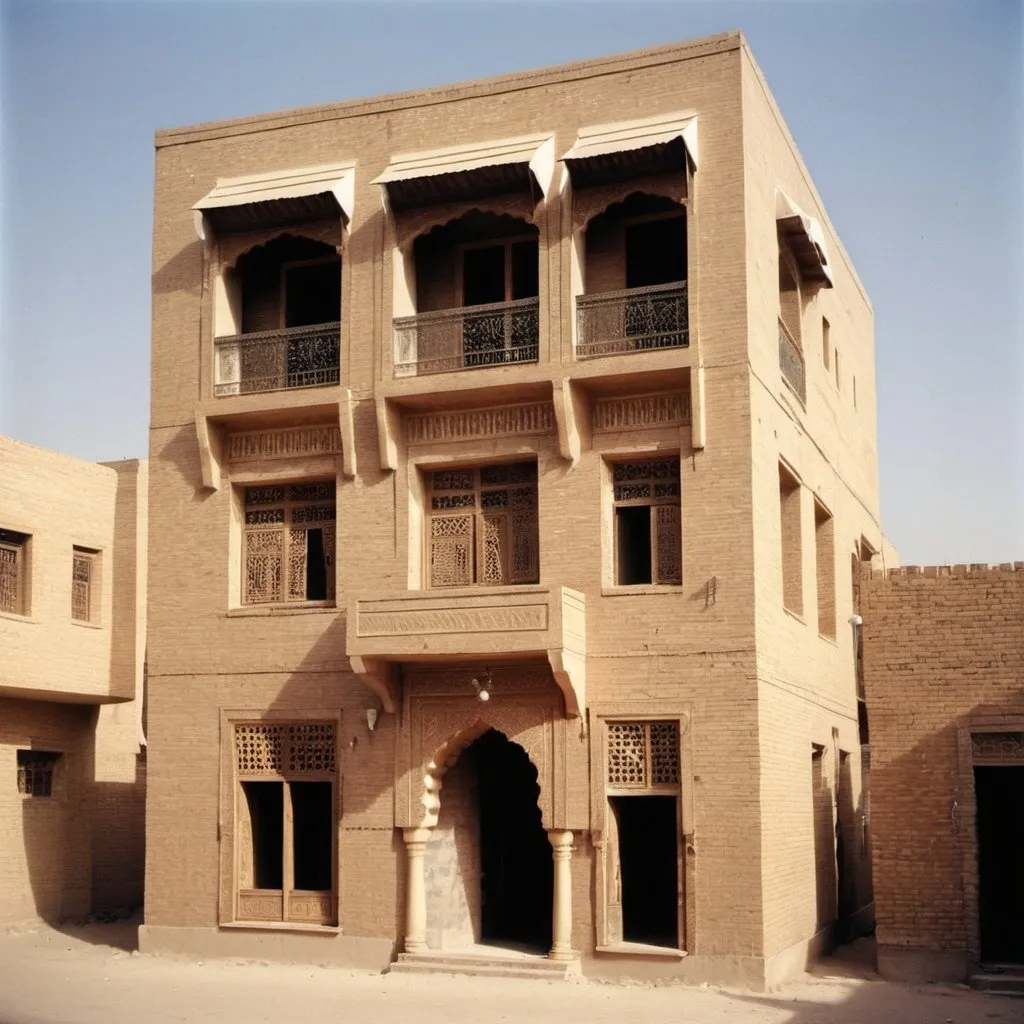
<box><xmin>389</xmin><ymin>949</ymin><xmax>580</xmax><ymax>981</ymax></box>
<box><xmin>971</xmin><ymin>966</ymin><xmax>1024</xmax><ymax>997</ymax></box>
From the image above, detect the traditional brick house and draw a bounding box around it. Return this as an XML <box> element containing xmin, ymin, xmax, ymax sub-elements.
<box><xmin>0</xmin><ymin>436</ymin><xmax>147</xmax><ymax>925</ymax></box>
<box><xmin>861</xmin><ymin>564</ymin><xmax>1024</xmax><ymax>984</ymax></box>
<box><xmin>142</xmin><ymin>31</ymin><xmax>888</xmax><ymax>987</ymax></box>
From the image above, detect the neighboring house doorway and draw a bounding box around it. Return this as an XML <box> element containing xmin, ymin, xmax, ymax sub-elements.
<box><xmin>975</xmin><ymin>765</ymin><xmax>1024</xmax><ymax>963</ymax></box>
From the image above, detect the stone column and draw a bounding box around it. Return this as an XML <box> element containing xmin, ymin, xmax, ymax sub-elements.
<box><xmin>402</xmin><ymin>827</ymin><xmax>432</xmax><ymax>954</ymax></box>
<box><xmin>548</xmin><ymin>829</ymin><xmax>574</xmax><ymax>961</ymax></box>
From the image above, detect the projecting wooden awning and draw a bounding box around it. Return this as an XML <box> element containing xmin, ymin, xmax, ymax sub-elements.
<box><xmin>561</xmin><ymin>112</ymin><xmax>698</xmax><ymax>189</ymax></box>
<box><xmin>192</xmin><ymin>163</ymin><xmax>356</xmax><ymax>238</ymax></box>
<box><xmin>776</xmin><ymin>189</ymin><xmax>833</xmax><ymax>287</ymax></box>
<box><xmin>372</xmin><ymin>134</ymin><xmax>556</xmax><ymax>213</ymax></box>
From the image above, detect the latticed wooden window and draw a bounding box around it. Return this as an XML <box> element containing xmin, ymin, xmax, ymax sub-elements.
<box><xmin>17</xmin><ymin>750</ymin><xmax>60</xmax><ymax>797</ymax></box>
<box><xmin>612</xmin><ymin>458</ymin><xmax>681</xmax><ymax>585</ymax></box>
<box><xmin>607</xmin><ymin>721</ymin><xmax>680</xmax><ymax>789</ymax></box>
<box><xmin>242</xmin><ymin>483</ymin><xmax>336</xmax><ymax>605</ymax></box>
<box><xmin>427</xmin><ymin>462</ymin><xmax>539</xmax><ymax>588</ymax></box>
<box><xmin>233</xmin><ymin>722</ymin><xmax>337</xmax><ymax>926</ymax></box>
<box><xmin>0</xmin><ymin>529</ymin><xmax>28</xmax><ymax>615</ymax></box>
<box><xmin>71</xmin><ymin>548</ymin><xmax>97</xmax><ymax>622</ymax></box>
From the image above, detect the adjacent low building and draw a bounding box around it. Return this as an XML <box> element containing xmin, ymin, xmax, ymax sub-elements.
<box><xmin>142</xmin><ymin>31</ymin><xmax>887</xmax><ymax>987</ymax></box>
<box><xmin>861</xmin><ymin>563</ymin><xmax>1024</xmax><ymax>983</ymax></box>
<box><xmin>0</xmin><ymin>436</ymin><xmax>148</xmax><ymax>925</ymax></box>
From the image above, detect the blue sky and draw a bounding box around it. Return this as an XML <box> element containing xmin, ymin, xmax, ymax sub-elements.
<box><xmin>1</xmin><ymin>0</ymin><xmax>1021</xmax><ymax>564</ymax></box>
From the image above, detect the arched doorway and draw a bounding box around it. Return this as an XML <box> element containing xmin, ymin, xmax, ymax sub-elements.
<box><xmin>425</xmin><ymin>728</ymin><xmax>552</xmax><ymax>953</ymax></box>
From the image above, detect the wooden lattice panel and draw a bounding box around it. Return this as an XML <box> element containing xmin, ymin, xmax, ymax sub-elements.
<box><xmin>71</xmin><ymin>553</ymin><xmax>92</xmax><ymax>622</ymax></box>
<box><xmin>608</xmin><ymin>722</ymin><xmax>647</xmax><ymax>786</ymax></box>
<box><xmin>427</xmin><ymin>463</ymin><xmax>538</xmax><ymax>587</ymax></box>
<box><xmin>235</xmin><ymin>723</ymin><xmax>336</xmax><ymax>776</ymax></box>
<box><xmin>0</xmin><ymin>545</ymin><xmax>20</xmax><ymax>614</ymax></box>
<box><xmin>607</xmin><ymin>720</ymin><xmax>681</xmax><ymax>789</ymax></box>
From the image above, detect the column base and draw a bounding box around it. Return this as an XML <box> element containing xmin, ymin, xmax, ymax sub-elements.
<box><xmin>548</xmin><ymin>945</ymin><xmax>576</xmax><ymax>962</ymax></box>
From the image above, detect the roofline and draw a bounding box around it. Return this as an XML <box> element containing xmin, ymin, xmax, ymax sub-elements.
<box><xmin>155</xmin><ymin>31</ymin><xmax>743</xmax><ymax>148</ymax></box>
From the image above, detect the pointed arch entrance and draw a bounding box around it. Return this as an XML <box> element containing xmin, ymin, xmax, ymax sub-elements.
<box><xmin>424</xmin><ymin>728</ymin><xmax>552</xmax><ymax>953</ymax></box>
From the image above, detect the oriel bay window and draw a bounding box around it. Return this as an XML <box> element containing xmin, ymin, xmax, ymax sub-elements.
<box><xmin>242</xmin><ymin>483</ymin><xmax>335</xmax><ymax>605</ymax></box>
<box><xmin>612</xmin><ymin>458</ymin><xmax>682</xmax><ymax>586</ymax></box>
<box><xmin>234</xmin><ymin>722</ymin><xmax>337</xmax><ymax>925</ymax></box>
<box><xmin>427</xmin><ymin>462</ymin><xmax>539</xmax><ymax>588</ymax></box>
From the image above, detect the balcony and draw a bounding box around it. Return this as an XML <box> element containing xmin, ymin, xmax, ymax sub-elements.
<box><xmin>347</xmin><ymin>584</ymin><xmax>586</xmax><ymax>716</ymax></box>
<box><xmin>214</xmin><ymin>322</ymin><xmax>340</xmax><ymax>397</ymax></box>
<box><xmin>576</xmin><ymin>282</ymin><xmax>688</xmax><ymax>359</ymax></box>
<box><xmin>393</xmin><ymin>298</ymin><xmax>539</xmax><ymax>377</ymax></box>
<box><xmin>778</xmin><ymin>318</ymin><xmax>806</xmax><ymax>403</ymax></box>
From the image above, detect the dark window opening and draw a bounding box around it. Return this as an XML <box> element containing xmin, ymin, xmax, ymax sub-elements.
<box><xmin>463</xmin><ymin>245</ymin><xmax>507</xmax><ymax>306</ymax></box>
<box><xmin>511</xmin><ymin>240</ymin><xmax>539</xmax><ymax>299</ymax></box>
<box><xmin>857</xmin><ymin>700</ymin><xmax>869</xmax><ymax>746</ymax></box>
<box><xmin>616</xmin><ymin>506</ymin><xmax>652</xmax><ymax>585</ymax></box>
<box><xmin>242</xmin><ymin>781</ymin><xmax>283</xmax><ymax>890</ymax></box>
<box><xmin>611</xmin><ymin>795</ymin><xmax>678</xmax><ymax>947</ymax></box>
<box><xmin>285</xmin><ymin>261</ymin><xmax>341</xmax><ymax>328</ymax></box>
<box><xmin>17</xmin><ymin>750</ymin><xmax>60</xmax><ymax>797</ymax></box>
<box><xmin>290</xmin><ymin>781</ymin><xmax>333</xmax><ymax>892</ymax></box>
<box><xmin>304</xmin><ymin>529</ymin><xmax>328</xmax><ymax>601</ymax></box>
<box><xmin>475</xmin><ymin>729</ymin><xmax>552</xmax><ymax>951</ymax></box>
<box><xmin>625</xmin><ymin>216</ymin><xmax>687</xmax><ymax>288</ymax></box>
<box><xmin>812</xmin><ymin>746</ymin><xmax>836</xmax><ymax>931</ymax></box>
<box><xmin>975</xmin><ymin>765</ymin><xmax>1024</xmax><ymax>963</ymax></box>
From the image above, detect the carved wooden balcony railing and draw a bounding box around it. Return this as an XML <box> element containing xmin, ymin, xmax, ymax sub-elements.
<box><xmin>214</xmin><ymin>322</ymin><xmax>340</xmax><ymax>397</ymax></box>
<box><xmin>576</xmin><ymin>282</ymin><xmax>688</xmax><ymax>359</ymax></box>
<box><xmin>778</xmin><ymin>317</ymin><xmax>806</xmax><ymax>404</ymax></box>
<box><xmin>393</xmin><ymin>298</ymin><xmax>539</xmax><ymax>377</ymax></box>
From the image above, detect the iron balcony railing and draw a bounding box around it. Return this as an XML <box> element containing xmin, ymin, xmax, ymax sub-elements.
<box><xmin>576</xmin><ymin>281</ymin><xmax>688</xmax><ymax>359</ymax></box>
<box><xmin>393</xmin><ymin>297</ymin><xmax>539</xmax><ymax>377</ymax></box>
<box><xmin>778</xmin><ymin>318</ymin><xmax>806</xmax><ymax>403</ymax></box>
<box><xmin>214</xmin><ymin>322</ymin><xmax>340</xmax><ymax>397</ymax></box>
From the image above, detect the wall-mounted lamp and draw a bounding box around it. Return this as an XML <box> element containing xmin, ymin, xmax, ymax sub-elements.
<box><xmin>471</xmin><ymin>667</ymin><xmax>492</xmax><ymax>703</ymax></box>
<box><xmin>848</xmin><ymin>614</ymin><xmax>863</xmax><ymax>627</ymax></box>
<box><xmin>365</xmin><ymin>707</ymin><xmax>379</xmax><ymax>732</ymax></box>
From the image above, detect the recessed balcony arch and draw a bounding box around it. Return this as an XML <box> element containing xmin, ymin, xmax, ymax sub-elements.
<box><xmin>393</xmin><ymin>210</ymin><xmax>540</xmax><ymax>377</ymax></box>
<box><xmin>214</xmin><ymin>233</ymin><xmax>341</xmax><ymax>396</ymax></box>
<box><xmin>574</xmin><ymin>192</ymin><xmax>689</xmax><ymax>359</ymax></box>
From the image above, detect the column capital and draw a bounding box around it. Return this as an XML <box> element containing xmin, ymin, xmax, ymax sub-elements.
<box><xmin>402</xmin><ymin>826</ymin><xmax>433</xmax><ymax>847</ymax></box>
<box><xmin>547</xmin><ymin>829</ymin><xmax>574</xmax><ymax>853</ymax></box>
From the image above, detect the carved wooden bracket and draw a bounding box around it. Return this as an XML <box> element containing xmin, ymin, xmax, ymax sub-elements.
<box><xmin>547</xmin><ymin>649</ymin><xmax>585</xmax><ymax>719</ymax></box>
<box><xmin>349</xmin><ymin>655</ymin><xmax>399</xmax><ymax>714</ymax></box>
<box><xmin>690</xmin><ymin>365</ymin><xmax>706</xmax><ymax>451</ymax></box>
<box><xmin>339</xmin><ymin>388</ymin><xmax>357</xmax><ymax>479</ymax></box>
<box><xmin>376</xmin><ymin>396</ymin><xmax>398</xmax><ymax>472</ymax></box>
<box><xmin>552</xmin><ymin>378</ymin><xmax>580</xmax><ymax>465</ymax></box>
<box><xmin>194</xmin><ymin>409</ymin><xmax>222</xmax><ymax>490</ymax></box>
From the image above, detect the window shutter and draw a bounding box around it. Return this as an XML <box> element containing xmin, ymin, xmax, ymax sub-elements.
<box><xmin>245</xmin><ymin>530</ymin><xmax>284</xmax><ymax>604</ymax></box>
<box><xmin>0</xmin><ymin>545</ymin><xmax>19</xmax><ymax>614</ymax></box>
<box><xmin>429</xmin><ymin>514</ymin><xmax>473</xmax><ymax>588</ymax></box>
<box><xmin>510</xmin><ymin>510</ymin><xmax>539</xmax><ymax>584</ymax></box>
<box><xmin>321</xmin><ymin>523</ymin><xmax>336</xmax><ymax>602</ymax></box>
<box><xmin>653</xmin><ymin>503</ymin><xmax>682</xmax><ymax>585</ymax></box>
<box><xmin>480</xmin><ymin>510</ymin><xmax>509</xmax><ymax>585</ymax></box>
<box><xmin>287</xmin><ymin>528</ymin><xmax>308</xmax><ymax>602</ymax></box>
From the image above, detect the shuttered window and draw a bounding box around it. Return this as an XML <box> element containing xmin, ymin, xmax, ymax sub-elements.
<box><xmin>427</xmin><ymin>462</ymin><xmax>539</xmax><ymax>588</ymax></box>
<box><xmin>243</xmin><ymin>484</ymin><xmax>336</xmax><ymax>605</ymax></box>
<box><xmin>612</xmin><ymin>459</ymin><xmax>682</xmax><ymax>585</ymax></box>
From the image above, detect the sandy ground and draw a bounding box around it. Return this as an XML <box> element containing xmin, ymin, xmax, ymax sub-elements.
<box><xmin>0</xmin><ymin>921</ymin><xmax>1018</xmax><ymax>1024</ymax></box>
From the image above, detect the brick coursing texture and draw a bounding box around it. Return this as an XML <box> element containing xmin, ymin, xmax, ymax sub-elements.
<box><xmin>861</xmin><ymin>563</ymin><xmax>1024</xmax><ymax>982</ymax></box>
<box><xmin>144</xmin><ymin>32</ymin><xmax>883</xmax><ymax>988</ymax></box>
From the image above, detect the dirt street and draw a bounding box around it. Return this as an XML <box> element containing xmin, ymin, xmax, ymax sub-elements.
<box><xmin>0</xmin><ymin>922</ymin><xmax>1018</xmax><ymax>1024</ymax></box>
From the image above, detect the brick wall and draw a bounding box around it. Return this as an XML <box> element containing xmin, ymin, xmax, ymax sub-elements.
<box><xmin>861</xmin><ymin>563</ymin><xmax>1024</xmax><ymax>981</ymax></box>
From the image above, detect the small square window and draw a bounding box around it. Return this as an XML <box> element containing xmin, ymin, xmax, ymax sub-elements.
<box><xmin>17</xmin><ymin>750</ymin><xmax>60</xmax><ymax>797</ymax></box>
<box><xmin>72</xmin><ymin>547</ymin><xmax>99</xmax><ymax>623</ymax></box>
<box><xmin>0</xmin><ymin>528</ymin><xmax>29</xmax><ymax>615</ymax></box>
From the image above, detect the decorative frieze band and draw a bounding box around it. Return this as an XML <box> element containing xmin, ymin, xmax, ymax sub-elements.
<box><xmin>972</xmin><ymin>731</ymin><xmax>1024</xmax><ymax>764</ymax></box>
<box><xmin>358</xmin><ymin>603</ymin><xmax>549</xmax><ymax>638</ymax></box>
<box><xmin>405</xmin><ymin>402</ymin><xmax>556</xmax><ymax>445</ymax></box>
<box><xmin>592</xmin><ymin>393</ymin><xmax>690</xmax><ymax>432</ymax></box>
<box><xmin>227</xmin><ymin>425</ymin><xmax>341</xmax><ymax>462</ymax></box>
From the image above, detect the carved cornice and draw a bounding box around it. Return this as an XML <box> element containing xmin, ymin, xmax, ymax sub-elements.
<box><xmin>227</xmin><ymin>425</ymin><xmax>341</xmax><ymax>462</ymax></box>
<box><xmin>592</xmin><ymin>392</ymin><xmax>690</xmax><ymax>432</ymax></box>
<box><xmin>405</xmin><ymin>402</ymin><xmax>555</xmax><ymax>445</ymax></box>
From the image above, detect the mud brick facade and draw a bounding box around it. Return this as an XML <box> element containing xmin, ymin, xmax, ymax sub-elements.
<box><xmin>861</xmin><ymin>564</ymin><xmax>1024</xmax><ymax>983</ymax></box>
<box><xmin>142</xmin><ymin>31</ymin><xmax>887</xmax><ymax>987</ymax></box>
<box><xmin>0</xmin><ymin>437</ymin><xmax>148</xmax><ymax>926</ymax></box>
